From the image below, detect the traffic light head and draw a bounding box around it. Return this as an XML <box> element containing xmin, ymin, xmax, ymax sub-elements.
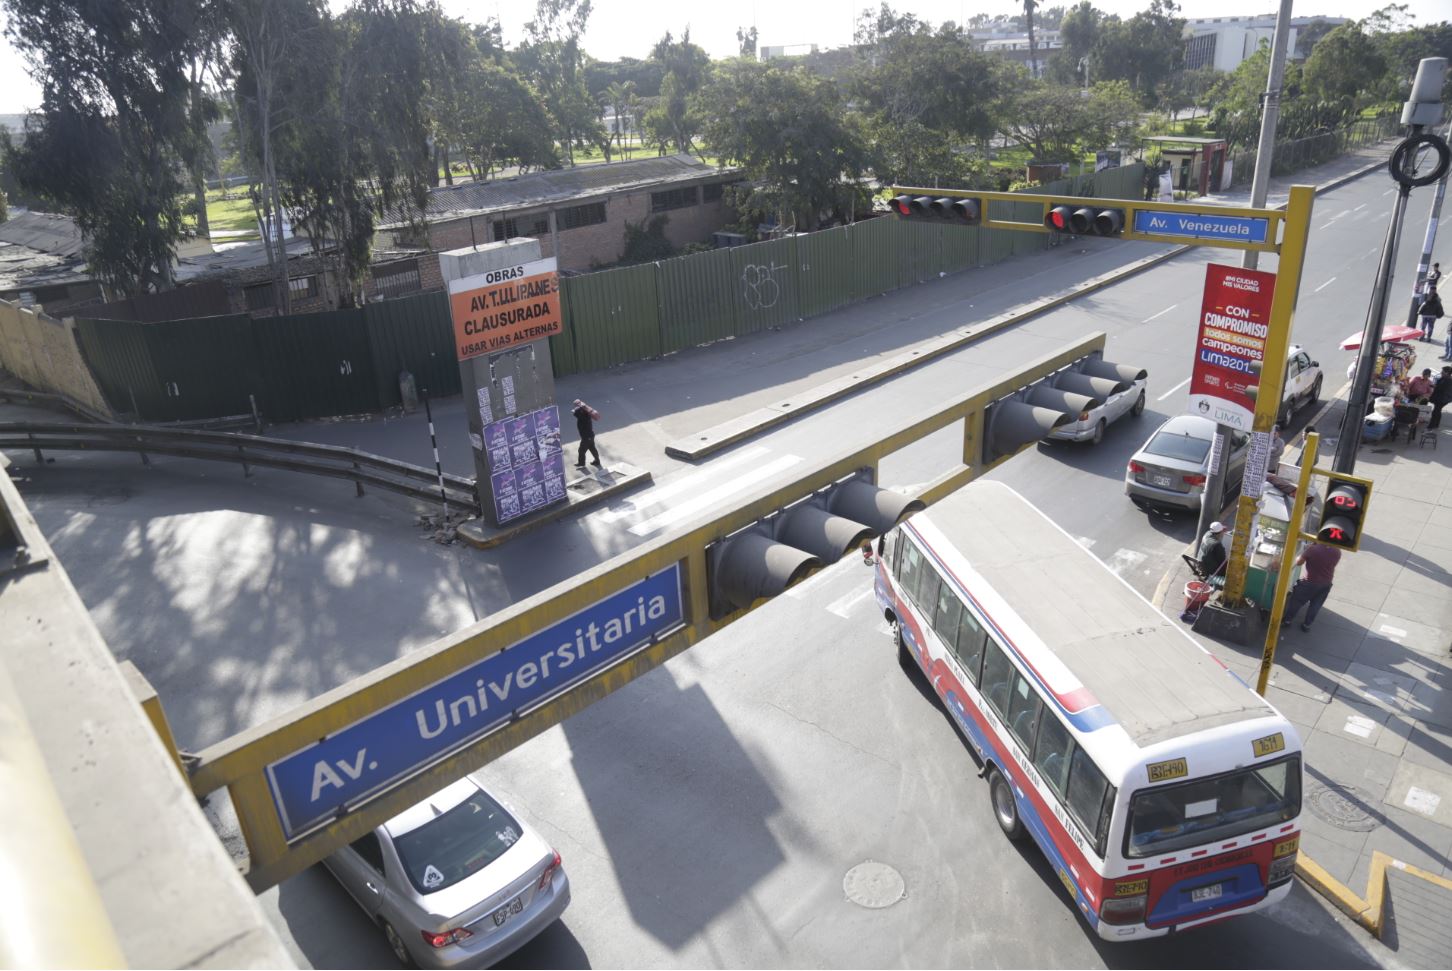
<box><xmin>1044</xmin><ymin>203</ymin><xmax>1125</xmax><ymax>237</ymax></box>
<box><xmin>1317</xmin><ymin>474</ymin><xmax>1372</xmax><ymax>551</ymax></box>
<box><xmin>891</xmin><ymin>193</ymin><xmax>981</xmax><ymax>224</ymax></box>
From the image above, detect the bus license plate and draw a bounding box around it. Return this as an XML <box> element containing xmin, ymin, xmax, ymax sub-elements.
<box><xmin>492</xmin><ymin>895</ymin><xmax>524</xmax><ymax>926</ymax></box>
<box><xmin>1191</xmin><ymin>883</ymin><xmax>1223</xmax><ymax>903</ymax></box>
<box><xmin>1152</xmin><ymin>473</ymin><xmax>1173</xmax><ymax>487</ymax></box>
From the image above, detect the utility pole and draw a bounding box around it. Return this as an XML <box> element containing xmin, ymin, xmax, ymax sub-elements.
<box><xmin>1198</xmin><ymin>0</ymin><xmax>1293</xmax><ymax>548</ymax></box>
<box><xmin>1334</xmin><ymin>58</ymin><xmax>1452</xmax><ymax>474</ymax></box>
<box><xmin>1405</xmin><ymin>114</ymin><xmax>1452</xmax><ymax>327</ymax></box>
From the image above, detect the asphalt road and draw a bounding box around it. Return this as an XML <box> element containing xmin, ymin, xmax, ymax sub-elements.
<box><xmin>3</xmin><ymin>162</ymin><xmax>1436</xmax><ymax>968</ymax></box>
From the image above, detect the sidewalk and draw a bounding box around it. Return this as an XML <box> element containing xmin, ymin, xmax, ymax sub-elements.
<box><xmin>1153</xmin><ymin>391</ymin><xmax>1452</xmax><ymax>965</ymax></box>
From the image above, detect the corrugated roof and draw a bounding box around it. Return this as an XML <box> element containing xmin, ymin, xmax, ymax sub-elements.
<box><xmin>923</xmin><ymin>481</ymin><xmax>1273</xmax><ymax>748</ymax></box>
<box><xmin>378</xmin><ymin>153</ymin><xmax>738</xmax><ymax>229</ymax></box>
<box><xmin>0</xmin><ymin>211</ymin><xmax>86</xmax><ymax>258</ymax></box>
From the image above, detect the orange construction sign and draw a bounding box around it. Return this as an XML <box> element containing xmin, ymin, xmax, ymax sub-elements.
<box><xmin>448</xmin><ymin>257</ymin><xmax>562</xmax><ymax>361</ymax></box>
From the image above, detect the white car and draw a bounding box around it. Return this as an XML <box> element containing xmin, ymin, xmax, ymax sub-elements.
<box><xmin>1048</xmin><ymin>373</ymin><xmax>1148</xmax><ymax>444</ymax></box>
<box><xmin>1277</xmin><ymin>344</ymin><xmax>1323</xmax><ymax>426</ymax></box>
<box><xmin>323</xmin><ymin>777</ymin><xmax>569</xmax><ymax>968</ymax></box>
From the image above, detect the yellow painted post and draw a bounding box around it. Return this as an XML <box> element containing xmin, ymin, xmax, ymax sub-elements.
<box><xmin>1224</xmin><ymin>185</ymin><xmax>1316</xmax><ymax>603</ymax></box>
<box><xmin>1255</xmin><ymin>432</ymin><xmax>1319</xmax><ymax>695</ymax></box>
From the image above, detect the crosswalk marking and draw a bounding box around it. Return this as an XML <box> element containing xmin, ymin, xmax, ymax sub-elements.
<box><xmin>1104</xmin><ymin>548</ymin><xmax>1147</xmax><ymax>577</ymax></box>
<box><xmin>627</xmin><ymin>454</ymin><xmax>803</xmax><ymax>536</ymax></box>
<box><xmin>826</xmin><ymin>586</ymin><xmax>874</xmax><ymax>619</ymax></box>
<box><xmin>596</xmin><ymin>445</ymin><xmax>771</xmax><ymax>523</ymax></box>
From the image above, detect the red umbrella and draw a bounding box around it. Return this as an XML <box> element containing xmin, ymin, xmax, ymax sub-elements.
<box><xmin>1339</xmin><ymin>324</ymin><xmax>1423</xmax><ymax>350</ymax></box>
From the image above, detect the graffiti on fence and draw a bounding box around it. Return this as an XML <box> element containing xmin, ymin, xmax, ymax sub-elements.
<box><xmin>741</xmin><ymin>262</ymin><xmax>787</xmax><ymax>310</ymax></box>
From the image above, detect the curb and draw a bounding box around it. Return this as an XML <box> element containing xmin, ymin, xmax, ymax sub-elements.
<box><xmin>666</xmin><ymin>151</ymin><xmax>1391</xmax><ymax>463</ymax></box>
<box><xmin>456</xmin><ymin>463</ymin><xmax>651</xmax><ymax>550</ymax></box>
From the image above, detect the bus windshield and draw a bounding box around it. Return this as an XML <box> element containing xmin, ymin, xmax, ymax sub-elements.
<box><xmin>1125</xmin><ymin>757</ymin><xmax>1300</xmax><ymax>858</ymax></box>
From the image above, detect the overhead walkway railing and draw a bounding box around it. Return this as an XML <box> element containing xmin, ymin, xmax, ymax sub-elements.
<box><xmin>0</xmin><ymin>421</ymin><xmax>479</xmax><ymax>514</ymax></box>
<box><xmin>179</xmin><ymin>331</ymin><xmax>1140</xmax><ymax>891</ymax></box>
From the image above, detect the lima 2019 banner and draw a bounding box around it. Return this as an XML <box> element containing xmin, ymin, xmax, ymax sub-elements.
<box><xmin>1187</xmin><ymin>264</ymin><xmax>1277</xmax><ymax>431</ymax></box>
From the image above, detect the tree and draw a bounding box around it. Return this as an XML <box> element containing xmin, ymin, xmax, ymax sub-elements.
<box><xmin>1045</xmin><ymin>0</ymin><xmax>1102</xmax><ymax>86</ymax></box>
<box><xmin>1023</xmin><ymin>0</ymin><xmax>1040</xmax><ymax>78</ymax></box>
<box><xmin>1302</xmin><ymin>22</ymin><xmax>1387</xmax><ymax>107</ymax></box>
<box><xmin>1001</xmin><ymin>82</ymin><xmax>1097</xmax><ymax>160</ymax></box>
<box><xmin>517</xmin><ymin>0</ymin><xmax>601</xmax><ymax>165</ymax></box>
<box><xmin>647</xmin><ymin>30</ymin><xmax>710</xmax><ymax>156</ymax></box>
<box><xmin>1090</xmin><ymin>0</ymin><xmax>1185</xmax><ymax>107</ymax></box>
<box><xmin>4</xmin><ymin>0</ymin><xmax>218</xmax><ymax>294</ymax></box>
<box><xmin>602</xmin><ymin>80</ymin><xmax>636</xmax><ymax>157</ymax></box>
<box><xmin>736</xmin><ymin>25</ymin><xmax>758</xmax><ymax>59</ymax></box>
<box><xmin>700</xmin><ymin>59</ymin><xmax>871</xmax><ymax>231</ymax></box>
<box><xmin>448</xmin><ymin>58</ymin><xmax>559</xmax><ymax>178</ymax></box>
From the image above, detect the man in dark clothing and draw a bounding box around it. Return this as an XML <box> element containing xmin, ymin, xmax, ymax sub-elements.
<box><xmin>1418</xmin><ymin>285</ymin><xmax>1444</xmax><ymax>342</ymax></box>
<box><xmin>1282</xmin><ymin>542</ymin><xmax>1342</xmax><ymax>632</ymax></box>
<box><xmin>571</xmin><ymin>398</ymin><xmax>602</xmax><ymax>468</ymax></box>
<box><xmin>1430</xmin><ymin>367</ymin><xmax>1452</xmax><ymax>430</ymax></box>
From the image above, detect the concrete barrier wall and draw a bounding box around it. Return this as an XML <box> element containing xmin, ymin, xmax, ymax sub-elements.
<box><xmin>0</xmin><ymin>299</ymin><xmax>112</xmax><ymax>417</ymax></box>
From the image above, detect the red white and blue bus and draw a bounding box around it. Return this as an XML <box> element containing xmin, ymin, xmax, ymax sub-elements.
<box><xmin>875</xmin><ymin>480</ymin><xmax>1302</xmax><ymax>940</ymax></box>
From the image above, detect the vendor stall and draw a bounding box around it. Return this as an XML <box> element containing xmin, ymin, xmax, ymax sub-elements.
<box><xmin>1242</xmin><ymin>471</ymin><xmax>1321</xmax><ymax>618</ymax></box>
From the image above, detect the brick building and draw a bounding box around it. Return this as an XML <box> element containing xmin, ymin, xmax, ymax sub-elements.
<box><xmin>372</xmin><ymin>154</ymin><xmax>743</xmax><ymax>289</ymax></box>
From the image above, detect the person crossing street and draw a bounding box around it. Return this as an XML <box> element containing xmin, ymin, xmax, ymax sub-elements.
<box><xmin>571</xmin><ymin>398</ymin><xmax>603</xmax><ymax>469</ymax></box>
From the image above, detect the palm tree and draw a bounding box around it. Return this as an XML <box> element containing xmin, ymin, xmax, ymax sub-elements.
<box><xmin>1024</xmin><ymin>0</ymin><xmax>1039</xmax><ymax>78</ymax></box>
<box><xmin>603</xmin><ymin>80</ymin><xmax>635</xmax><ymax>158</ymax></box>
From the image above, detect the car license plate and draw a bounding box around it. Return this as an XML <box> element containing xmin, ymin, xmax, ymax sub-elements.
<box><xmin>492</xmin><ymin>895</ymin><xmax>524</xmax><ymax>927</ymax></box>
<box><xmin>1191</xmin><ymin>883</ymin><xmax>1223</xmax><ymax>903</ymax></box>
<box><xmin>1152</xmin><ymin>473</ymin><xmax>1174</xmax><ymax>487</ymax></box>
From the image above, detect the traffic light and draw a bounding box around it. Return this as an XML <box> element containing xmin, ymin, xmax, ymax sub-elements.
<box><xmin>706</xmin><ymin>473</ymin><xmax>925</xmax><ymax>619</ymax></box>
<box><xmin>890</xmin><ymin>194</ymin><xmax>982</xmax><ymax>225</ymax></box>
<box><xmin>1316</xmin><ymin>474</ymin><xmax>1372</xmax><ymax>551</ymax></box>
<box><xmin>1044</xmin><ymin>204</ymin><xmax>1126</xmax><ymax>237</ymax></box>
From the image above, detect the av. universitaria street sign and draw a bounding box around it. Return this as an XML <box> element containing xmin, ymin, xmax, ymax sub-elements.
<box><xmin>1188</xmin><ymin>263</ymin><xmax>1277</xmax><ymax>432</ymax></box>
<box><xmin>448</xmin><ymin>257</ymin><xmax>563</xmax><ymax>362</ymax></box>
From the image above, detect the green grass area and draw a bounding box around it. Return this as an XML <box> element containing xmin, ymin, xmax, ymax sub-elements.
<box><xmin>203</xmin><ymin>187</ymin><xmax>259</xmax><ymax>236</ymax></box>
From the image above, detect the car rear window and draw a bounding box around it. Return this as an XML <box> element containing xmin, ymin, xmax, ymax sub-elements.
<box><xmin>392</xmin><ymin>789</ymin><xmax>522</xmax><ymax>894</ymax></box>
<box><xmin>1145</xmin><ymin>430</ymin><xmax>1210</xmax><ymax>464</ymax></box>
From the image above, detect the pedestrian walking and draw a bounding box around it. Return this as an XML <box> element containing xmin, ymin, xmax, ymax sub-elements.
<box><xmin>571</xmin><ymin>398</ymin><xmax>603</xmax><ymax>469</ymax></box>
<box><xmin>1430</xmin><ymin>366</ymin><xmax>1452</xmax><ymax>430</ymax></box>
<box><xmin>1417</xmin><ymin>285</ymin><xmax>1444</xmax><ymax>342</ymax></box>
<box><xmin>1267</xmin><ymin>425</ymin><xmax>1285</xmax><ymax>474</ymax></box>
<box><xmin>1197</xmin><ymin>521</ymin><xmax>1228</xmax><ymax>577</ymax></box>
<box><xmin>1281</xmin><ymin>541</ymin><xmax>1342</xmax><ymax>633</ymax></box>
<box><xmin>1429</xmin><ymin>262</ymin><xmax>1442</xmax><ymax>289</ymax></box>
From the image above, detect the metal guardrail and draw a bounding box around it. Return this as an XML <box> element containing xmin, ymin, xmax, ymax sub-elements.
<box><xmin>0</xmin><ymin>421</ymin><xmax>480</xmax><ymax>515</ymax></box>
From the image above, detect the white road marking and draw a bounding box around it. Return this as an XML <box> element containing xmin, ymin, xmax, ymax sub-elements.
<box><xmin>1318</xmin><ymin>212</ymin><xmax>1347</xmax><ymax>230</ymax></box>
<box><xmin>1383</xmin><ymin>188</ymin><xmax>1395</xmax><ymax>196</ymax></box>
<box><xmin>1378</xmin><ymin>623</ymin><xmax>1407</xmax><ymax>639</ymax></box>
<box><xmin>1314</xmin><ymin>277</ymin><xmax>1337</xmax><ymax>292</ymax></box>
<box><xmin>1143</xmin><ymin>304</ymin><xmax>1178</xmax><ymax>323</ymax></box>
<box><xmin>1352</xmin><ymin>203</ymin><xmax>1367</xmax><ymax>212</ymax></box>
<box><xmin>1075</xmin><ymin>536</ymin><xmax>1096</xmax><ymax>549</ymax></box>
<box><xmin>627</xmin><ymin>454</ymin><xmax>803</xmax><ymax>536</ymax></box>
<box><xmin>1105</xmin><ymin>548</ymin><xmax>1147</xmax><ymax>577</ymax></box>
<box><xmin>1157</xmin><ymin>376</ymin><xmax>1191</xmax><ymax>401</ymax></box>
<box><xmin>596</xmin><ymin>445</ymin><xmax>770</xmax><ymax>522</ymax></box>
<box><xmin>826</xmin><ymin>586</ymin><xmax>874</xmax><ymax>619</ymax></box>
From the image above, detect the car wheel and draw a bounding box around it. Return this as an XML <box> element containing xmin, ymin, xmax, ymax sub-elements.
<box><xmin>1278</xmin><ymin>400</ymin><xmax>1292</xmax><ymax>427</ymax></box>
<box><xmin>1307</xmin><ymin>376</ymin><xmax>1322</xmax><ymax>408</ymax></box>
<box><xmin>1131</xmin><ymin>391</ymin><xmax>1146</xmax><ymax>417</ymax></box>
<box><xmin>989</xmin><ymin>768</ymin><xmax>1025</xmax><ymax>841</ymax></box>
<box><xmin>382</xmin><ymin>921</ymin><xmax>415</xmax><ymax>968</ymax></box>
<box><xmin>1091</xmin><ymin>418</ymin><xmax>1107</xmax><ymax>445</ymax></box>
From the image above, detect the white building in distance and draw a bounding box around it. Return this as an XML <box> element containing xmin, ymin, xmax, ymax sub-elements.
<box><xmin>1184</xmin><ymin>14</ymin><xmax>1347</xmax><ymax>73</ymax></box>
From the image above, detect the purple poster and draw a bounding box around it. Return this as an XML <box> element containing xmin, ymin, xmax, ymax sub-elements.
<box><xmin>516</xmin><ymin>461</ymin><xmax>546</xmax><ymax>512</ymax></box>
<box><xmin>491</xmin><ymin>468</ymin><xmax>521</xmax><ymax>522</ymax></box>
<box><xmin>542</xmin><ymin>450</ymin><xmax>567</xmax><ymax>502</ymax></box>
<box><xmin>534</xmin><ymin>406</ymin><xmax>562</xmax><ymax>458</ymax></box>
<box><xmin>484</xmin><ymin>420</ymin><xmax>512</xmax><ymax>472</ymax></box>
<box><xmin>509</xmin><ymin>415</ymin><xmax>538</xmax><ymax>467</ymax></box>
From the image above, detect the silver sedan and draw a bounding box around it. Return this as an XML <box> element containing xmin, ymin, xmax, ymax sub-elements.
<box><xmin>322</xmin><ymin>777</ymin><xmax>569</xmax><ymax>968</ymax></box>
<box><xmin>1125</xmin><ymin>414</ymin><xmax>1249</xmax><ymax>513</ymax></box>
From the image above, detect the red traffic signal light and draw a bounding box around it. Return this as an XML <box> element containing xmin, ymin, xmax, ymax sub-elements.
<box><xmin>1317</xmin><ymin>475</ymin><xmax>1371</xmax><ymax>551</ymax></box>
<box><xmin>891</xmin><ymin>194</ymin><xmax>981</xmax><ymax>225</ymax></box>
<box><xmin>1045</xmin><ymin>204</ymin><xmax>1126</xmax><ymax>237</ymax></box>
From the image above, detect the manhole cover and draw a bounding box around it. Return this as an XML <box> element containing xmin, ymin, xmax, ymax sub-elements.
<box><xmin>843</xmin><ymin>860</ymin><xmax>905</xmax><ymax>909</ymax></box>
<box><xmin>1307</xmin><ymin>783</ymin><xmax>1382</xmax><ymax>832</ymax></box>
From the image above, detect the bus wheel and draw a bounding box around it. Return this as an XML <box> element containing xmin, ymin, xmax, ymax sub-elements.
<box><xmin>989</xmin><ymin>768</ymin><xmax>1025</xmax><ymax>841</ymax></box>
<box><xmin>895</xmin><ymin>623</ymin><xmax>914</xmax><ymax>673</ymax></box>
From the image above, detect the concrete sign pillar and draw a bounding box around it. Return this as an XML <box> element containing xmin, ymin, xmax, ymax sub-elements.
<box><xmin>439</xmin><ymin>239</ymin><xmax>567</xmax><ymax>528</ymax></box>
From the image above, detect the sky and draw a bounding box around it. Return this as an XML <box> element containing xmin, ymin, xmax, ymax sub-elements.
<box><xmin>0</xmin><ymin>0</ymin><xmax>1440</xmax><ymax>115</ymax></box>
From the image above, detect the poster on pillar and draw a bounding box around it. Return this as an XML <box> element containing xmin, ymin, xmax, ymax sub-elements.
<box><xmin>1187</xmin><ymin>264</ymin><xmax>1277</xmax><ymax>432</ymax></box>
<box><xmin>448</xmin><ymin>257</ymin><xmax>562</xmax><ymax>362</ymax></box>
<box><xmin>482</xmin><ymin>404</ymin><xmax>568</xmax><ymax>524</ymax></box>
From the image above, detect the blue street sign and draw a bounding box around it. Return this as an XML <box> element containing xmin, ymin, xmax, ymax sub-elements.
<box><xmin>1133</xmin><ymin>210</ymin><xmax>1269</xmax><ymax>244</ymax></box>
<box><xmin>265</xmin><ymin>565</ymin><xmax>685</xmax><ymax>841</ymax></box>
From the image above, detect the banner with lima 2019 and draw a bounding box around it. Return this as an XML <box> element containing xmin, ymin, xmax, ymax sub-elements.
<box><xmin>1187</xmin><ymin>264</ymin><xmax>1277</xmax><ymax>432</ymax></box>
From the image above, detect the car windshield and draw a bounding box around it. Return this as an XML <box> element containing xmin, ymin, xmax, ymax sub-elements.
<box><xmin>391</xmin><ymin>788</ymin><xmax>523</xmax><ymax>894</ymax></box>
<box><xmin>1125</xmin><ymin>756</ymin><xmax>1300</xmax><ymax>858</ymax></box>
<box><xmin>1144</xmin><ymin>429</ymin><xmax>1211</xmax><ymax>464</ymax></box>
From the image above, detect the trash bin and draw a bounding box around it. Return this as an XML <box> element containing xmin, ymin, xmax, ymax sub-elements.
<box><xmin>1184</xmin><ymin>580</ymin><xmax>1213</xmax><ymax>612</ymax></box>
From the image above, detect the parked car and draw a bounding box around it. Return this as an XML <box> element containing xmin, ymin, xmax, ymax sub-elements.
<box><xmin>1278</xmin><ymin>344</ymin><xmax>1323</xmax><ymax>425</ymax></box>
<box><xmin>322</xmin><ymin>777</ymin><xmax>569</xmax><ymax>969</ymax></box>
<box><xmin>1047</xmin><ymin>372</ymin><xmax>1148</xmax><ymax>444</ymax></box>
<box><xmin>1125</xmin><ymin>414</ymin><xmax>1249</xmax><ymax>513</ymax></box>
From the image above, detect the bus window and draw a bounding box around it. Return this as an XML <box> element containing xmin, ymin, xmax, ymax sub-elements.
<box><xmin>1124</xmin><ymin>756</ymin><xmax>1301</xmax><ymax>858</ymax></box>
<box><xmin>914</xmin><ymin>561</ymin><xmax>942</xmax><ymax>616</ymax></box>
<box><xmin>1066</xmin><ymin>747</ymin><xmax>1111</xmax><ymax>846</ymax></box>
<box><xmin>1032</xmin><ymin>715</ymin><xmax>1073</xmax><ymax>797</ymax></box>
<box><xmin>979</xmin><ymin>641</ymin><xmax>1013</xmax><ymax>719</ymax></box>
<box><xmin>1005</xmin><ymin>672</ymin><xmax>1042</xmax><ymax>752</ymax></box>
<box><xmin>898</xmin><ymin>541</ymin><xmax>923</xmax><ymax>598</ymax></box>
<box><xmin>883</xmin><ymin>529</ymin><xmax>899</xmax><ymax>573</ymax></box>
<box><xmin>952</xmin><ymin>609</ymin><xmax>986</xmax><ymax>685</ymax></box>
<box><xmin>933</xmin><ymin>584</ymin><xmax>962</xmax><ymax>645</ymax></box>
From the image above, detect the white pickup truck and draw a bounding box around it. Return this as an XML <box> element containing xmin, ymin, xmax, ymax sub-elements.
<box><xmin>1045</xmin><ymin>362</ymin><xmax>1149</xmax><ymax>445</ymax></box>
